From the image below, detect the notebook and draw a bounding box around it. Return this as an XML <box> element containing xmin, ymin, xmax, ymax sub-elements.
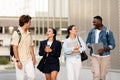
<box><xmin>92</xmin><ymin>43</ymin><xmax>103</xmax><ymax>55</ymax></box>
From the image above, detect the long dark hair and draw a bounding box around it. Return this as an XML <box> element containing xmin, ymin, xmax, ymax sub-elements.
<box><xmin>66</xmin><ymin>25</ymin><xmax>75</xmax><ymax>38</ymax></box>
<box><xmin>49</xmin><ymin>27</ymin><xmax>57</xmax><ymax>40</ymax></box>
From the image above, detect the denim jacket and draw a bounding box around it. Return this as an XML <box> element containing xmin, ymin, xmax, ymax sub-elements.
<box><xmin>86</xmin><ymin>25</ymin><xmax>115</xmax><ymax>56</ymax></box>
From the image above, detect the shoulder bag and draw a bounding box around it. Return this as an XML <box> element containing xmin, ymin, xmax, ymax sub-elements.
<box><xmin>77</xmin><ymin>36</ymin><xmax>88</xmax><ymax>61</ymax></box>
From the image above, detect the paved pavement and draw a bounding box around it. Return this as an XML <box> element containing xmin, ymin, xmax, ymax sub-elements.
<box><xmin>0</xmin><ymin>64</ymin><xmax>120</xmax><ymax>80</ymax></box>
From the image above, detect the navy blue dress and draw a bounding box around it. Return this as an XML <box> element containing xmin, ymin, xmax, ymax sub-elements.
<box><xmin>37</xmin><ymin>39</ymin><xmax>62</xmax><ymax>73</ymax></box>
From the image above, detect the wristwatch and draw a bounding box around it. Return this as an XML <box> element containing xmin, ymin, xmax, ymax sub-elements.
<box><xmin>16</xmin><ymin>59</ymin><xmax>20</xmax><ymax>62</ymax></box>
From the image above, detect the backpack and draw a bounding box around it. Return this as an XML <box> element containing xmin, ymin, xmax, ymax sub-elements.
<box><xmin>10</xmin><ymin>29</ymin><xmax>21</xmax><ymax>57</ymax></box>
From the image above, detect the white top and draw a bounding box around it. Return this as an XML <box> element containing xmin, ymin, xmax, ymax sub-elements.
<box><xmin>95</xmin><ymin>29</ymin><xmax>101</xmax><ymax>43</ymax></box>
<box><xmin>47</xmin><ymin>41</ymin><xmax>53</xmax><ymax>47</ymax></box>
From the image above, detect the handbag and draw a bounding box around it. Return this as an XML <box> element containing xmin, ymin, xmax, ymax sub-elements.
<box><xmin>81</xmin><ymin>51</ymin><xmax>88</xmax><ymax>61</ymax></box>
<box><xmin>77</xmin><ymin>36</ymin><xmax>88</xmax><ymax>61</ymax></box>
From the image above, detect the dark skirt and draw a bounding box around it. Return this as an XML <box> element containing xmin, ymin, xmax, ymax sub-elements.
<box><xmin>41</xmin><ymin>62</ymin><xmax>60</xmax><ymax>73</ymax></box>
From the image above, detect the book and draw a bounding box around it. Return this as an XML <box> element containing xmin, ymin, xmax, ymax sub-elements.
<box><xmin>92</xmin><ymin>43</ymin><xmax>103</xmax><ymax>55</ymax></box>
<box><xmin>67</xmin><ymin>41</ymin><xmax>78</xmax><ymax>48</ymax></box>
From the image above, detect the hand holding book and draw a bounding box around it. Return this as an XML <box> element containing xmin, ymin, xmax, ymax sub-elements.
<box><xmin>92</xmin><ymin>43</ymin><xmax>103</xmax><ymax>55</ymax></box>
<box><xmin>98</xmin><ymin>48</ymin><xmax>104</xmax><ymax>55</ymax></box>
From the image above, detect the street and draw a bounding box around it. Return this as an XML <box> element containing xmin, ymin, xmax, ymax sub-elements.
<box><xmin>0</xmin><ymin>65</ymin><xmax>120</xmax><ymax>80</ymax></box>
<box><xmin>0</xmin><ymin>65</ymin><xmax>67</xmax><ymax>80</ymax></box>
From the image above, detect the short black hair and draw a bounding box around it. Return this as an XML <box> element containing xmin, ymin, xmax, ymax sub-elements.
<box><xmin>94</xmin><ymin>16</ymin><xmax>102</xmax><ymax>22</ymax></box>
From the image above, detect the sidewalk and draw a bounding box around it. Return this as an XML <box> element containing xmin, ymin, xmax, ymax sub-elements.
<box><xmin>0</xmin><ymin>65</ymin><xmax>10</xmax><ymax>70</ymax></box>
<box><xmin>0</xmin><ymin>64</ymin><xmax>120</xmax><ymax>80</ymax></box>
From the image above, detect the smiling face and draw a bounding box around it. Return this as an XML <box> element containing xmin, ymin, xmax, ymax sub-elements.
<box><xmin>70</xmin><ymin>26</ymin><xmax>78</xmax><ymax>36</ymax></box>
<box><xmin>46</xmin><ymin>28</ymin><xmax>55</xmax><ymax>39</ymax></box>
<box><xmin>93</xmin><ymin>18</ymin><xmax>102</xmax><ymax>29</ymax></box>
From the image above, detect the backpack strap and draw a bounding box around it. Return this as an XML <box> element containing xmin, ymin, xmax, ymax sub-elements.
<box><xmin>10</xmin><ymin>29</ymin><xmax>21</xmax><ymax>57</ymax></box>
<box><xmin>16</xmin><ymin>29</ymin><xmax>21</xmax><ymax>44</ymax></box>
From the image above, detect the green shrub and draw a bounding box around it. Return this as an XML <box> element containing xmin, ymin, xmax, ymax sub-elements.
<box><xmin>0</xmin><ymin>56</ymin><xmax>9</xmax><ymax>65</ymax></box>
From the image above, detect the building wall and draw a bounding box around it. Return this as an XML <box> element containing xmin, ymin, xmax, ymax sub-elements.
<box><xmin>0</xmin><ymin>0</ymin><xmax>119</xmax><ymax>70</ymax></box>
<box><xmin>69</xmin><ymin>0</ymin><xmax>120</xmax><ymax>70</ymax></box>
